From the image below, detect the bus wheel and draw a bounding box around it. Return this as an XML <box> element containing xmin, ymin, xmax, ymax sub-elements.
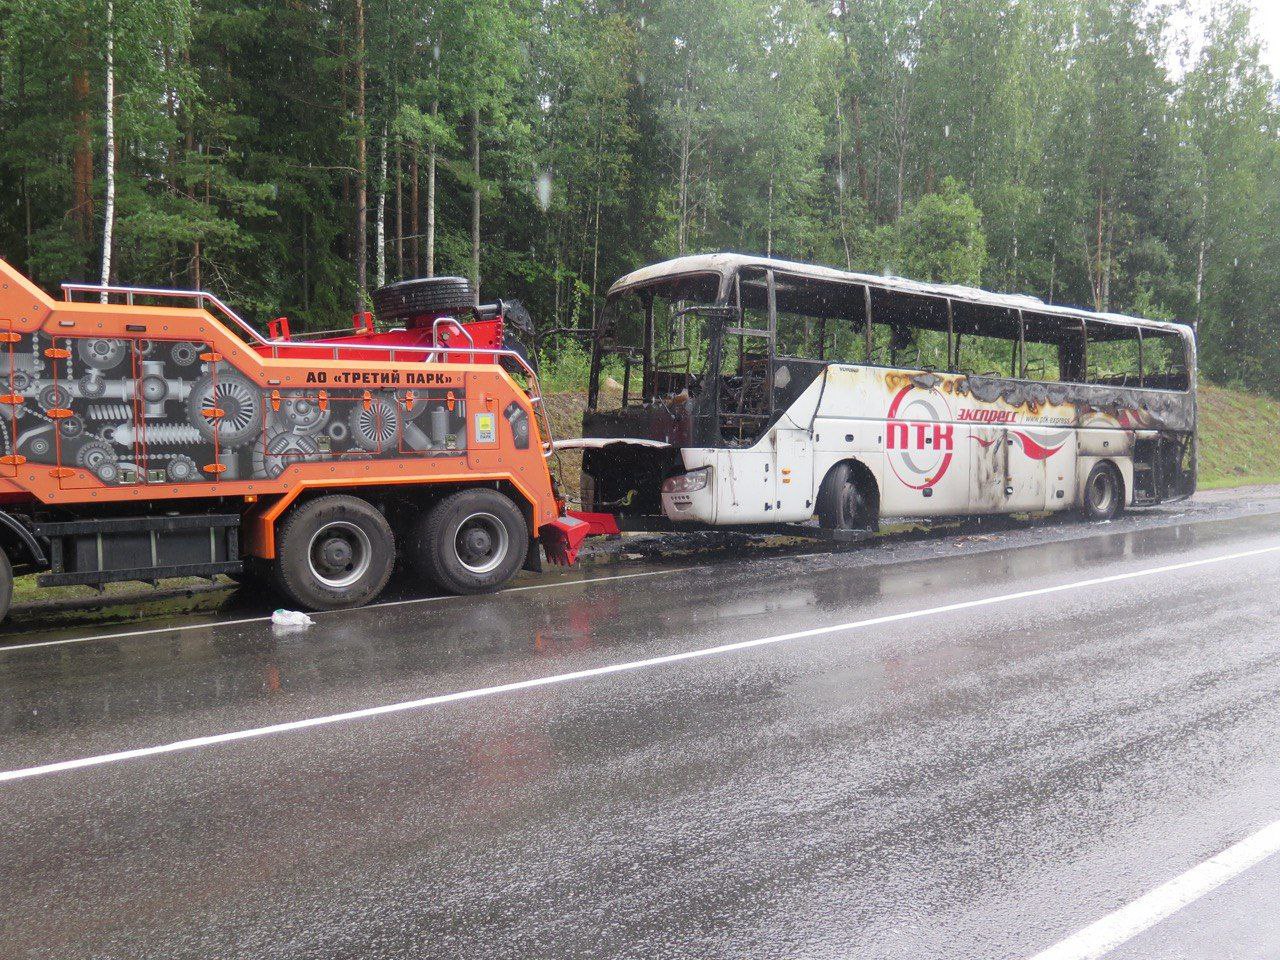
<box><xmin>0</xmin><ymin>547</ymin><xmax>12</xmax><ymax>625</ymax></box>
<box><xmin>1082</xmin><ymin>463</ymin><xmax>1123</xmax><ymax>521</ymax></box>
<box><xmin>412</xmin><ymin>489</ymin><xmax>528</xmax><ymax>595</ymax></box>
<box><xmin>817</xmin><ymin>462</ymin><xmax>878</xmax><ymax>532</ymax></box>
<box><xmin>272</xmin><ymin>495</ymin><xmax>395</xmax><ymax>611</ymax></box>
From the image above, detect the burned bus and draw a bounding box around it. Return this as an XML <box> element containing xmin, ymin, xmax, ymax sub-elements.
<box><xmin>572</xmin><ymin>254</ymin><xmax>1195</xmax><ymax>532</ymax></box>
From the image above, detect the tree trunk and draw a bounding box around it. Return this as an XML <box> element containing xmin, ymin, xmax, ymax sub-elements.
<box><xmin>766</xmin><ymin>166</ymin><xmax>774</xmax><ymax>257</ymax></box>
<box><xmin>301</xmin><ymin>215</ymin><xmax>309</xmax><ymax>311</ymax></box>
<box><xmin>18</xmin><ymin>49</ymin><xmax>32</xmax><ymax>270</ymax></box>
<box><xmin>470</xmin><ymin>105</ymin><xmax>480</xmax><ymax>304</ymax></box>
<box><xmin>354</xmin><ymin>0</ymin><xmax>367</xmax><ymax>312</ymax></box>
<box><xmin>852</xmin><ymin>93</ymin><xmax>869</xmax><ymax>205</ymax></box>
<box><xmin>71</xmin><ymin>38</ymin><xmax>94</xmax><ymax>274</ymax></box>
<box><xmin>395</xmin><ymin>140</ymin><xmax>403</xmax><ymax>279</ymax></box>
<box><xmin>590</xmin><ymin>102</ymin><xmax>604</xmax><ymax>325</ymax></box>
<box><xmin>181</xmin><ymin>47</ymin><xmax>200</xmax><ymax>289</ymax></box>
<box><xmin>834</xmin><ymin>88</ymin><xmax>852</xmax><ymax>270</ymax></box>
<box><xmin>677</xmin><ymin>73</ymin><xmax>691</xmax><ymax>255</ymax></box>
<box><xmin>410</xmin><ymin>148</ymin><xmax>420</xmax><ymax>274</ymax></box>
<box><xmin>1194</xmin><ymin>189</ymin><xmax>1207</xmax><ymax>329</ymax></box>
<box><xmin>426</xmin><ymin>95</ymin><xmax>438</xmax><ymax>277</ymax></box>
<box><xmin>375</xmin><ymin>122</ymin><xmax>387</xmax><ymax>289</ymax></box>
<box><xmin>99</xmin><ymin>0</ymin><xmax>116</xmax><ymax>299</ymax></box>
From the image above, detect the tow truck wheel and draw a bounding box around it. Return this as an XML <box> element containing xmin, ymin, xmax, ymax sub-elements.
<box><xmin>412</xmin><ymin>488</ymin><xmax>528</xmax><ymax>595</ymax></box>
<box><xmin>0</xmin><ymin>547</ymin><xmax>12</xmax><ymax>625</ymax></box>
<box><xmin>1082</xmin><ymin>462</ymin><xmax>1123</xmax><ymax>521</ymax></box>
<box><xmin>272</xmin><ymin>495</ymin><xmax>395</xmax><ymax>611</ymax></box>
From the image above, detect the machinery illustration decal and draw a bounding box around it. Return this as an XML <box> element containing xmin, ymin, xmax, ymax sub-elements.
<box><xmin>885</xmin><ymin>385</ymin><xmax>954</xmax><ymax>490</ymax></box>
<box><xmin>0</xmin><ymin>332</ymin><xmax>468</xmax><ymax>485</ymax></box>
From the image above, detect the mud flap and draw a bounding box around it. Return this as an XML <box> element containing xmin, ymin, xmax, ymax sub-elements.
<box><xmin>540</xmin><ymin>515</ymin><xmax>593</xmax><ymax>566</ymax></box>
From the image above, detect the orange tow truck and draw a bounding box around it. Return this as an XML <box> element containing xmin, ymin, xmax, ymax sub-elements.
<box><xmin>0</xmin><ymin>260</ymin><xmax>591</xmax><ymax>621</ymax></box>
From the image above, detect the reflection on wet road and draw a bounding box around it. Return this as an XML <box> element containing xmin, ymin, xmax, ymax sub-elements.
<box><xmin>3</xmin><ymin>508</ymin><xmax>1280</xmax><ymax>959</ymax></box>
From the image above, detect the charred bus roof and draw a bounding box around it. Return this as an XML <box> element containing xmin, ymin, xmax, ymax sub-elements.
<box><xmin>606</xmin><ymin>253</ymin><xmax>1196</xmax><ymax>344</ymax></box>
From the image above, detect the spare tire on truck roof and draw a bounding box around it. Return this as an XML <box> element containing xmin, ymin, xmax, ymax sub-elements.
<box><xmin>371</xmin><ymin>276</ymin><xmax>474</xmax><ymax>323</ymax></box>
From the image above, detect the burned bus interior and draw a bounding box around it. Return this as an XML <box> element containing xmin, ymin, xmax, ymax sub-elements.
<box><xmin>582</xmin><ymin>258</ymin><xmax>1195</xmax><ymax>515</ymax></box>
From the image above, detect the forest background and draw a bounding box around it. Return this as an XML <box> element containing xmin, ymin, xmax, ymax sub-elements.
<box><xmin>0</xmin><ymin>0</ymin><xmax>1277</xmax><ymax>394</ymax></box>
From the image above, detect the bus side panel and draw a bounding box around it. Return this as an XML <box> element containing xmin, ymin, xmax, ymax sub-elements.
<box><xmin>1077</xmin><ymin>426</ymin><xmax>1136</xmax><ymax>507</ymax></box>
<box><xmin>708</xmin><ymin>446</ymin><xmax>772</xmax><ymax>523</ymax></box>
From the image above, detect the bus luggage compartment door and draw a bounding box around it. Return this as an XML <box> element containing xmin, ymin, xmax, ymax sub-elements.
<box><xmin>969</xmin><ymin>426</ymin><xmax>1055</xmax><ymax>512</ymax></box>
<box><xmin>772</xmin><ymin>427</ymin><xmax>814</xmax><ymax>521</ymax></box>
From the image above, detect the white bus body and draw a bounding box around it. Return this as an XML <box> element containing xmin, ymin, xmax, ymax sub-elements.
<box><xmin>580</xmin><ymin>255</ymin><xmax>1196</xmax><ymax>531</ymax></box>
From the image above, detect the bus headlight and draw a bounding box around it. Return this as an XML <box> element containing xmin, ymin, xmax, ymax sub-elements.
<box><xmin>662</xmin><ymin>467</ymin><xmax>711</xmax><ymax>494</ymax></box>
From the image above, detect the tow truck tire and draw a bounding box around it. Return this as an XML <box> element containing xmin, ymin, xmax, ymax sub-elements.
<box><xmin>272</xmin><ymin>495</ymin><xmax>396</xmax><ymax>611</ymax></box>
<box><xmin>372</xmin><ymin>276</ymin><xmax>474</xmax><ymax>324</ymax></box>
<box><xmin>0</xmin><ymin>548</ymin><xmax>12</xmax><ymax>625</ymax></box>
<box><xmin>412</xmin><ymin>488</ymin><xmax>528</xmax><ymax>595</ymax></box>
<box><xmin>1081</xmin><ymin>462</ymin><xmax>1123</xmax><ymax>521</ymax></box>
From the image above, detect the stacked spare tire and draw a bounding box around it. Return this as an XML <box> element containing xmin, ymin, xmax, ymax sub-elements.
<box><xmin>370</xmin><ymin>275</ymin><xmax>475</xmax><ymax>324</ymax></box>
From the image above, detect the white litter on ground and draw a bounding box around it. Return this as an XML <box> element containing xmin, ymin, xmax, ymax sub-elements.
<box><xmin>271</xmin><ymin>609</ymin><xmax>314</xmax><ymax>628</ymax></box>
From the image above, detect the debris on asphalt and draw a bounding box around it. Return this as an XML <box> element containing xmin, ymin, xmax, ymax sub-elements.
<box><xmin>271</xmin><ymin>609</ymin><xmax>315</xmax><ymax>628</ymax></box>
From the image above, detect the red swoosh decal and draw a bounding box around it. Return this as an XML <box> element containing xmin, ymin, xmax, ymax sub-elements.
<box><xmin>970</xmin><ymin>436</ymin><xmax>998</xmax><ymax>449</ymax></box>
<box><xmin>1012</xmin><ymin>431</ymin><xmax>1065</xmax><ymax>461</ymax></box>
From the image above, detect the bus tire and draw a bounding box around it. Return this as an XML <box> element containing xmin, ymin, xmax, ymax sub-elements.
<box><xmin>1081</xmin><ymin>462</ymin><xmax>1123</xmax><ymax>521</ymax></box>
<box><xmin>817</xmin><ymin>461</ymin><xmax>878</xmax><ymax>532</ymax></box>
<box><xmin>272</xmin><ymin>495</ymin><xmax>395</xmax><ymax>611</ymax></box>
<box><xmin>411</xmin><ymin>488</ymin><xmax>528</xmax><ymax>595</ymax></box>
<box><xmin>0</xmin><ymin>547</ymin><xmax>12</xmax><ymax>625</ymax></box>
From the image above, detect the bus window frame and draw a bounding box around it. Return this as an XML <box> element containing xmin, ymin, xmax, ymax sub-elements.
<box><xmin>594</xmin><ymin>265</ymin><xmax>1195</xmax><ymax>413</ymax></box>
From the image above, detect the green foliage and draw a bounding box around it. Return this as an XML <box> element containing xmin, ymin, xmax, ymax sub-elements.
<box><xmin>872</xmin><ymin>177</ymin><xmax>988</xmax><ymax>285</ymax></box>
<box><xmin>0</xmin><ymin>0</ymin><xmax>1276</xmax><ymax>395</ymax></box>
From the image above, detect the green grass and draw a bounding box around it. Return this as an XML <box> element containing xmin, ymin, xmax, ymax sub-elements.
<box><xmin>1197</xmin><ymin>383</ymin><xmax>1280</xmax><ymax>488</ymax></box>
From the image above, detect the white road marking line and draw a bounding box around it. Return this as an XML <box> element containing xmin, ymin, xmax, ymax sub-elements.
<box><xmin>1</xmin><ymin>542</ymin><xmax>1277</xmax><ymax>785</ymax></box>
<box><xmin>1027</xmin><ymin>820</ymin><xmax>1280</xmax><ymax>960</ymax></box>
<box><xmin>0</xmin><ymin>567</ymin><xmax>689</xmax><ymax>654</ymax></box>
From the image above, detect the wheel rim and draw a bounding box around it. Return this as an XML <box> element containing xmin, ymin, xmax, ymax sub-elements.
<box><xmin>308</xmin><ymin>521</ymin><xmax>372</xmax><ymax>589</ymax></box>
<box><xmin>454</xmin><ymin>512</ymin><xmax>509</xmax><ymax>575</ymax></box>
<box><xmin>1091</xmin><ymin>471</ymin><xmax>1114</xmax><ymax>514</ymax></box>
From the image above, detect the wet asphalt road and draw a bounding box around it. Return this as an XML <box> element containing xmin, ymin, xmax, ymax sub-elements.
<box><xmin>3</xmin><ymin>501</ymin><xmax>1280</xmax><ymax>959</ymax></box>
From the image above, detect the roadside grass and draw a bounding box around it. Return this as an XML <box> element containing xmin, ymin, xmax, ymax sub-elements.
<box><xmin>1197</xmin><ymin>383</ymin><xmax>1280</xmax><ymax>488</ymax></box>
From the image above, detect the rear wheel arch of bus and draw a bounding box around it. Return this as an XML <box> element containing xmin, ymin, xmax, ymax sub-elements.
<box><xmin>816</xmin><ymin>459</ymin><xmax>881</xmax><ymax>532</ymax></box>
<box><xmin>1081</xmin><ymin>460</ymin><xmax>1125</xmax><ymax>522</ymax></box>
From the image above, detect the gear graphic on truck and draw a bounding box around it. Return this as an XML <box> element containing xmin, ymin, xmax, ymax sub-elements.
<box><xmin>187</xmin><ymin>371</ymin><xmax>262</xmax><ymax>449</ymax></box>
<box><xmin>350</xmin><ymin>396</ymin><xmax>401</xmax><ymax>451</ymax></box>
<box><xmin>279</xmin><ymin>392</ymin><xmax>330</xmax><ymax>434</ymax></box>
<box><xmin>77</xmin><ymin>337</ymin><xmax>128</xmax><ymax>371</ymax></box>
<box><xmin>165</xmin><ymin>454</ymin><xmax>199</xmax><ymax>483</ymax></box>
<box><xmin>253</xmin><ymin>431</ymin><xmax>321</xmax><ymax>479</ymax></box>
<box><xmin>169</xmin><ymin>341</ymin><xmax>202</xmax><ymax>367</ymax></box>
<box><xmin>76</xmin><ymin>439</ymin><xmax>121</xmax><ymax>484</ymax></box>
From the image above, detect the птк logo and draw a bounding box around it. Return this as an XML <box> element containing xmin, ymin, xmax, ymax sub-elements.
<box><xmin>885</xmin><ymin>385</ymin><xmax>954</xmax><ymax>489</ymax></box>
